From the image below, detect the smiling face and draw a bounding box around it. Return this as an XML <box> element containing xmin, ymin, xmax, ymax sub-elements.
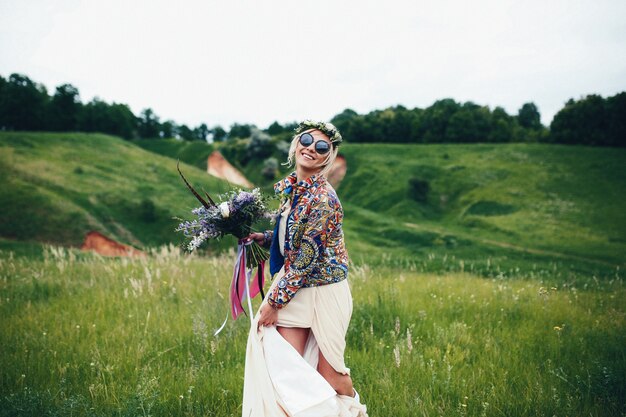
<box><xmin>295</xmin><ymin>129</ymin><xmax>332</xmax><ymax>173</ymax></box>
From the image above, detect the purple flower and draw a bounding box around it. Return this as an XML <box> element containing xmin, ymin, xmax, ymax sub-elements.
<box><xmin>232</xmin><ymin>191</ymin><xmax>255</xmax><ymax>211</ymax></box>
<box><xmin>176</xmin><ymin>188</ymin><xmax>271</xmax><ymax>251</ymax></box>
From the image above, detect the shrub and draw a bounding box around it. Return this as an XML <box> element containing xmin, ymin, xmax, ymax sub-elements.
<box><xmin>139</xmin><ymin>198</ymin><xmax>156</xmax><ymax>223</ymax></box>
<box><xmin>466</xmin><ymin>200</ymin><xmax>517</xmax><ymax>216</ymax></box>
<box><xmin>261</xmin><ymin>157</ymin><xmax>279</xmax><ymax>180</ymax></box>
<box><xmin>246</xmin><ymin>128</ymin><xmax>272</xmax><ymax>159</ymax></box>
<box><xmin>408</xmin><ymin>177</ymin><xmax>429</xmax><ymax>202</ymax></box>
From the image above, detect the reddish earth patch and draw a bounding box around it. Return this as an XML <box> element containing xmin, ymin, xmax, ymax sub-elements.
<box><xmin>80</xmin><ymin>231</ymin><xmax>145</xmax><ymax>257</ymax></box>
<box><xmin>207</xmin><ymin>151</ymin><xmax>254</xmax><ymax>188</ymax></box>
<box><xmin>327</xmin><ymin>154</ymin><xmax>347</xmax><ymax>189</ymax></box>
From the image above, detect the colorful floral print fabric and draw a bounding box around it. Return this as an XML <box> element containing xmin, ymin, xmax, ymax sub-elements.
<box><xmin>267</xmin><ymin>171</ymin><xmax>349</xmax><ymax>309</ymax></box>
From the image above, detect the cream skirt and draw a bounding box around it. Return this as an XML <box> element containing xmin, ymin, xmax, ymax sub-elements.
<box><xmin>241</xmin><ymin>265</ymin><xmax>368</xmax><ymax>417</ymax></box>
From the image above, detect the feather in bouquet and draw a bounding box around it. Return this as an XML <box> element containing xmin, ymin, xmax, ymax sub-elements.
<box><xmin>175</xmin><ymin>161</ymin><xmax>272</xmax><ymax>332</ymax></box>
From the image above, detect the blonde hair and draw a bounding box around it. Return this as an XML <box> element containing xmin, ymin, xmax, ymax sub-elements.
<box><xmin>281</xmin><ymin>129</ymin><xmax>339</xmax><ymax>178</ymax></box>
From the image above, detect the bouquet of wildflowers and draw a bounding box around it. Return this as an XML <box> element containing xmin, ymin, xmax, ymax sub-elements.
<box><xmin>176</xmin><ymin>187</ymin><xmax>270</xmax><ymax>268</ymax></box>
<box><xmin>175</xmin><ymin>161</ymin><xmax>272</xmax><ymax>327</ymax></box>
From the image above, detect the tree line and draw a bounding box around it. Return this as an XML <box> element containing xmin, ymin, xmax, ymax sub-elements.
<box><xmin>0</xmin><ymin>73</ymin><xmax>224</xmax><ymax>141</ymax></box>
<box><xmin>328</xmin><ymin>94</ymin><xmax>625</xmax><ymax>147</ymax></box>
<box><xmin>330</xmin><ymin>101</ymin><xmax>545</xmax><ymax>144</ymax></box>
<box><xmin>1</xmin><ymin>73</ymin><xmax>624</xmax><ymax>146</ymax></box>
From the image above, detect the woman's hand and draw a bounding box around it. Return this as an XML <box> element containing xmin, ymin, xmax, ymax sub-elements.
<box><xmin>243</xmin><ymin>232</ymin><xmax>265</xmax><ymax>245</ymax></box>
<box><xmin>257</xmin><ymin>302</ymin><xmax>279</xmax><ymax>329</ymax></box>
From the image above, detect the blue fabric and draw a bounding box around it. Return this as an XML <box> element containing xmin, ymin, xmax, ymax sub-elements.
<box><xmin>268</xmin><ymin>212</ymin><xmax>283</xmax><ymax>277</ymax></box>
<box><xmin>269</xmin><ymin>194</ymin><xmax>300</xmax><ymax>277</ymax></box>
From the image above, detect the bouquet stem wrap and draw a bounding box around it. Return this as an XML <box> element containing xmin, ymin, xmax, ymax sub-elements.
<box><xmin>214</xmin><ymin>239</ymin><xmax>266</xmax><ymax>335</ymax></box>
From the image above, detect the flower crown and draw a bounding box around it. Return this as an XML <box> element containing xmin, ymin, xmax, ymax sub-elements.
<box><xmin>294</xmin><ymin>120</ymin><xmax>343</xmax><ymax>146</ymax></box>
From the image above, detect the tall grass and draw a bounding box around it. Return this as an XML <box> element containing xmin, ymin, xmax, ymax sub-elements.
<box><xmin>1</xmin><ymin>247</ymin><xmax>624</xmax><ymax>416</ymax></box>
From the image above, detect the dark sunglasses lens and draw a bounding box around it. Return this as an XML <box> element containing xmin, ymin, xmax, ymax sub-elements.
<box><xmin>299</xmin><ymin>133</ymin><xmax>314</xmax><ymax>146</ymax></box>
<box><xmin>315</xmin><ymin>141</ymin><xmax>331</xmax><ymax>154</ymax></box>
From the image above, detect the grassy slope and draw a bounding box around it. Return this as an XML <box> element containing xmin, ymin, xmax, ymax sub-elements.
<box><xmin>337</xmin><ymin>142</ymin><xmax>626</xmax><ymax>271</ymax></box>
<box><xmin>1</xmin><ymin>133</ymin><xmax>624</xmax><ymax>277</ymax></box>
<box><xmin>133</xmin><ymin>138</ymin><xmax>215</xmax><ymax>171</ymax></box>
<box><xmin>131</xmin><ymin>137</ymin><xmax>626</xmax><ymax>270</ymax></box>
<box><xmin>0</xmin><ymin>132</ymin><xmax>239</xmax><ymax>249</ymax></box>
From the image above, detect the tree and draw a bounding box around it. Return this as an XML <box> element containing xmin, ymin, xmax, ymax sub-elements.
<box><xmin>107</xmin><ymin>103</ymin><xmax>136</xmax><ymax>139</ymax></box>
<box><xmin>178</xmin><ymin>124</ymin><xmax>194</xmax><ymax>141</ymax></box>
<box><xmin>266</xmin><ymin>121</ymin><xmax>284</xmax><ymax>136</ymax></box>
<box><xmin>549</xmin><ymin>94</ymin><xmax>624</xmax><ymax>146</ymax></box>
<box><xmin>194</xmin><ymin>123</ymin><xmax>210</xmax><ymax>141</ymax></box>
<box><xmin>408</xmin><ymin>107</ymin><xmax>424</xmax><ymax>142</ymax></box>
<box><xmin>160</xmin><ymin>120</ymin><xmax>175</xmax><ymax>138</ymax></box>
<box><xmin>517</xmin><ymin>102</ymin><xmax>542</xmax><ymax>130</ymax></box>
<box><xmin>0</xmin><ymin>73</ymin><xmax>48</xmax><ymax>130</ymax></box>
<box><xmin>331</xmin><ymin>108</ymin><xmax>358</xmax><ymax>141</ymax></box>
<box><xmin>604</xmin><ymin>92</ymin><xmax>626</xmax><ymax>147</ymax></box>
<box><xmin>283</xmin><ymin>122</ymin><xmax>298</xmax><ymax>132</ymax></box>
<box><xmin>488</xmin><ymin>107</ymin><xmax>515</xmax><ymax>142</ymax></box>
<box><xmin>347</xmin><ymin>114</ymin><xmax>371</xmax><ymax>142</ymax></box>
<box><xmin>418</xmin><ymin>98</ymin><xmax>460</xmax><ymax>143</ymax></box>
<box><xmin>228</xmin><ymin>123</ymin><xmax>253</xmax><ymax>139</ymax></box>
<box><xmin>445</xmin><ymin>102</ymin><xmax>491</xmax><ymax>143</ymax></box>
<box><xmin>137</xmin><ymin>108</ymin><xmax>160</xmax><ymax>138</ymax></box>
<box><xmin>78</xmin><ymin>98</ymin><xmax>107</xmax><ymax>133</ymax></box>
<box><xmin>0</xmin><ymin>75</ymin><xmax>6</xmax><ymax>129</ymax></box>
<box><xmin>48</xmin><ymin>83</ymin><xmax>81</xmax><ymax>131</ymax></box>
<box><xmin>212</xmin><ymin>125</ymin><xmax>227</xmax><ymax>141</ymax></box>
<box><xmin>78</xmin><ymin>99</ymin><xmax>136</xmax><ymax>139</ymax></box>
<box><xmin>386</xmin><ymin>105</ymin><xmax>413</xmax><ymax>142</ymax></box>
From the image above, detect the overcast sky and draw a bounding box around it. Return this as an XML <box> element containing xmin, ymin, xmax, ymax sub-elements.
<box><xmin>1</xmin><ymin>0</ymin><xmax>625</xmax><ymax>129</ymax></box>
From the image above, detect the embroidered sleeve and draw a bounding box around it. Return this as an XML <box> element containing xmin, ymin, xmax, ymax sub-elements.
<box><xmin>267</xmin><ymin>195</ymin><xmax>334</xmax><ymax>309</ymax></box>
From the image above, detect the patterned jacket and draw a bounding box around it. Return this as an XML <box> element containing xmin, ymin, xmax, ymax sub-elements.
<box><xmin>264</xmin><ymin>171</ymin><xmax>349</xmax><ymax>309</ymax></box>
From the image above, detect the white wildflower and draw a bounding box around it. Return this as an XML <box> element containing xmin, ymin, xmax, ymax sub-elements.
<box><xmin>393</xmin><ymin>345</ymin><xmax>401</xmax><ymax>368</ymax></box>
<box><xmin>219</xmin><ymin>202</ymin><xmax>230</xmax><ymax>218</ymax></box>
<box><xmin>188</xmin><ymin>230</ymin><xmax>208</xmax><ymax>251</ymax></box>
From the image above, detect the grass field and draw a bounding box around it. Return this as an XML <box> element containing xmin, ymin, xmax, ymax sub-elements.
<box><xmin>1</xmin><ymin>132</ymin><xmax>625</xmax><ymax>415</ymax></box>
<box><xmin>1</xmin><ymin>246</ymin><xmax>624</xmax><ymax>416</ymax></box>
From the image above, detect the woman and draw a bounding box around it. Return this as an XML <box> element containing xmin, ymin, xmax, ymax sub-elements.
<box><xmin>242</xmin><ymin>120</ymin><xmax>368</xmax><ymax>417</ymax></box>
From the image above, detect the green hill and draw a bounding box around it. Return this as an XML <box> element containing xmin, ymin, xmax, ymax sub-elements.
<box><xmin>338</xmin><ymin>143</ymin><xmax>626</xmax><ymax>270</ymax></box>
<box><xmin>1</xmin><ymin>132</ymin><xmax>624</xmax><ymax>277</ymax></box>
<box><xmin>133</xmin><ymin>138</ymin><xmax>216</xmax><ymax>171</ymax></box>
<box><xmin>0</xmin><ymin>132</ymin><xmax>235</xmax><ymax>249</ymax></box>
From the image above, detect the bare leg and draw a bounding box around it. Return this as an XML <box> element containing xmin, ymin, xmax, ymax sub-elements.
<box><xmin>276</xmin><ymin>326</ymin><xmax>310</xmax><ymax>356</ymax></box>
<box><xmin>317</xmin><ymin>349</ymin><xmax>354</xmax><ymax>397</ymax></box>
<box><xmin>276</xmin><ymin>326</ymin><xmax>355</xmax><ymax>397</ymax></box>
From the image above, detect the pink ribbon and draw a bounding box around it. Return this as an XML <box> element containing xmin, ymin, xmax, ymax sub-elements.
<box><xmin>215</xmin><ymin>240</ymin><xmax>266</xmax><ymax>335</ymax></box>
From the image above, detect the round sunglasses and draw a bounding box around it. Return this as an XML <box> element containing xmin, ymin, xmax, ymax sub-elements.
<box><xmin>298</xmin><ymin>132</ymin><xmax>332</xmax><ymax>155</ymax></box>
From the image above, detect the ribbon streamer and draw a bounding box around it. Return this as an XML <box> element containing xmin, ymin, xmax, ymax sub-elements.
<box><xmin>214</xmin><ymin>240</ymin><xmax>266</xmax><ymax>336</ymax></box>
